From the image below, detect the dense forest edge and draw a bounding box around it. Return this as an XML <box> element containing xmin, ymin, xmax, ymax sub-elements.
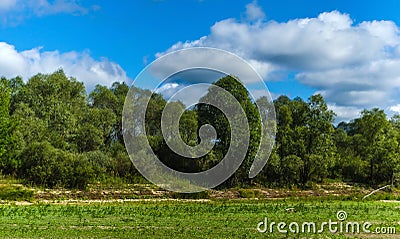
<box><xmin>0</xmin><ymin>69</ymin><xmax>399</xmax><ymax>199</ymax></box>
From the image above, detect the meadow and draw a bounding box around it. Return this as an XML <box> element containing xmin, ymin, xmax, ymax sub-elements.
<box><xmin>0</xmin><ymin>199</ymin><xmax>398</xmax><ymax>238</ymax></box>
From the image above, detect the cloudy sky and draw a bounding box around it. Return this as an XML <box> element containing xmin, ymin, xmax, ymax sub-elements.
<box><xmin>1</xmin><ymin>0</ymin><xmax>400</xmax><ymax>121</ymax></box>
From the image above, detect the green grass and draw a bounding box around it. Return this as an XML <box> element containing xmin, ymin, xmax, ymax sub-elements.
<box><xmin>0</xmin><ymin>175</ymin><xmax>34</xmax><ymax>201</ymax></box>
<box><xmin>0</xmin><ymin>199</ymin><xmax>398</xmax><ymax>238</ymax></box>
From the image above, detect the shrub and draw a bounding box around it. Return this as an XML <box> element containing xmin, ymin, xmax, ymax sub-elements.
<box><xmin>19</xmin><ymin>141</ymin><xmax>71</xmax><ymax>187</ymax></box>
<box><xmin>238</xmin><ymin>189</ymin><xmax>261</xmax><ymax>198</ymax></box>
<box><xmin>19</xmin><ymin>141</ymin><xmax>96</xmax><ymax>189</ymax></box>
<box><xmin>67</xmin><ymin>155</ymin><xmax>95</xmax><ymax>189</ymax></box>
<box><xmin>77</xmin><ymin>151</ymin><xmax>110</xmax><ymax>180</ymax></box>
<box><xmin>170</xmin><ymin>191</ymin><xmax>210</xmax><ymax>199</ymax></box>
<box><xmin>0</xmin><ymin>185</ymin><xmax>33</xmax><ymax>201</ymax></box>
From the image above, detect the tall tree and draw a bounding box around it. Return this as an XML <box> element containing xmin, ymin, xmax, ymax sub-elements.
<box><xmin>267</xmin><ymin>94</ymin><xmax>336</xmax><ymax>186</ymax></box>
<box><xmin>349</xmin><ymin>109</ymin><xmax>399</xmax><ymax>185</ymax></box>
<box><xmin>302</xmin><ymin>94</ymin><xmax>336</xmax><ymax>183</ymax></box>
<box><xmin>111</xmin><ymin>82</ymin><xmax>129</xmax><ymax>144</ymax></box>
<box><xmin>14</xmin><ymin>70</ymin><xmax>87</xmax><ymax>150</ymax></box>
<box><xmin>0</xmin><ymin>78</ymin><xmax>17</xmax><ymax>174</ymax></box>
<box><xmin>196</xmin><ymin>75</ymin><xmax>261</xmax><ymax>186</ymax></box>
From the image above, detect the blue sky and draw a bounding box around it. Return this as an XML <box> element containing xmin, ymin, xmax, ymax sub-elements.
<box><xmin>1</xmin><ymin>0</ymin><xmax>400</xmax><ymax>121</ymax></box>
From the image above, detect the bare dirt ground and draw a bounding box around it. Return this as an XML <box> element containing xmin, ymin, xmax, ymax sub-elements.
<box><xmin>1</xmin><ymin>177</ymin><xmax>398</xmax><ymax>204</ymax></box>
<box><xmin>32</xmin><ymin>182</ymin><xmax>397</xmax><ymax>201</ymax></box>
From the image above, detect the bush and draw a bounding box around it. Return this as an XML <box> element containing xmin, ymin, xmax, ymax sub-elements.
<box><xmin>19</xmin><ymin>141</ymin><xmax>96</xmax><ymax>189</ymax></box>
<box><xmin>170</xmin><ymin>191</ymin><xmax>210</xmax><ymax>199</ymax></box>
<box><xmin>341</xmin><ymin>155</ymin><xmax>368</xmax><ymax>183</ymax></box>
<box><xmin>78</xmin><ymin>151</ymin><xmax>110</xmax><ymax>180</ymax></box>
<box><xmin>109</xmin><ymin>150</ymin><xmax>137</xmax><ymax>179</ymax></box>
<box><xmin>281</xmin><ymin>155</ymin><xmax>303</xmax><ymax>185</ymax></box>
<box><xmin>19</xmin><ymin>141</ymin><xmax>71</xmax><ymax>187</ymax></box>
<box><xmin>238</xmin><ymin>189</ymin><xmax>261</xmax><ymax>198</ymax></box>
<box><xmin>67</xmin><ymin>155</ymin><xmax>95</xmax><ymax>189</ymax></box>
<box><xmin>0</xmin><ymin>185</ymin><xmax>33</xmax><ymax>201</ymax></box>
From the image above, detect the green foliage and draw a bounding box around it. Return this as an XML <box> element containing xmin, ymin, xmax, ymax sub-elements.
<box><xmin>68</xmin><ymin>154</ymin><xmax>95</xmax><ymax>189</ymax></box>
<box><xmin>264</xmin><ymin>94</ymin><xmax>336</xmax><ymax>187</ymax></box>
<box><xmin>1</xmin><ymin>70</ymin><xmax>400</xmax><ymax>190</ymax></box>
<box><xmin>281</xmin><ymin>155</ymin><xmax>303</xmax><ymax>185</ymax></box>
<box><xmin>0</xmin><ymin>78</ymin><xmax>18</xmax><ymax>174</ymax></box>
<box><xmin>77</xmin><ymin>151</ymin><xmax>110</xmax><ymax>177</ymax></box>
<box><xmin>76</xmin><ymin>107</ymin><xmax>116</xmax><ymax>152</ymax></box>
<box><xmin>0</xmin><ymin>185</ymin><xmax>33</xmax><ymax>201</ymax></box>
<box><xmin>196</xmin><ymin>75</ymin><xmax>261</xmax><ymax>186</ymax></box>
<box><xmin>108</xmin><ymin>142</ymin><xmax>138</xmax><ymax>179</ymax></box>
<box><xmin>1</xmin><ymin>71</ymin><xmax>140</xmax><ymax>188</ymax></box>
<box><xmin>0</xmin><ymin>78</ymin><xmax>11</xmax><ymax>159</ymax></box>
<box><xmin>238</xmin><ymin>188</ymin><xmax>261</xmax><ymax>198</ymax></box>
<box><xmin>19</xmin><ymin>141</ymin><xmax>95</xmax><ymax>189</ymax></box>
<box><xmin>19</xmin><ymin>141</ymin><xmax>73</xmax><ymax>188</ymax></box>
<box><xmin>179</xmin><ymin>110</ymin><xmax>198</xmax><ymax>146</ymax></box>
<box><xmin>337</xmin><ymin>109</ymin><xmax>400</xmax><ymax>185</ymax></box>
<box><xmin>170</xmin><ymin>191</ymin><xmax>210</xmax><ymax>199</ymax></box>
<box><xmin>14</xmin><ymin>70</ymin><xmax>86</xmax><ymax>150</ymax></box>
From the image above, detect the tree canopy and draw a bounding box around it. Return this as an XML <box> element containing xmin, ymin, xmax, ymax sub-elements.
<box><xmin>0</xmin><ymin>70</ymin><xmax>399</xmax><ymax>189</ymax></box>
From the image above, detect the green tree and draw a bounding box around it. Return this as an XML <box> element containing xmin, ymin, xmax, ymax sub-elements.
<box><xmin>76</xmin><ymin>107</ymin><xmax>116</xmax><ymax>152</ymax></box>
<box><xmin>0</xmin><ymin>78</ymin><xmax>18</xmax><ymax>174</ymax></box>
<box><xmin>268</xmin><ymin>94</ymin><xmax>335</xmax><ymax>186</ymax></box>
<box><xmin>111</xmin><ymin>82</ymin><xmax>130</xmax><ymax>144</ymax></box>
<box><xmin>196</xmin><ymin>75</ymin><xmax>261</xmax><ymax>186</ymax></box>
<box><xmin>272</xmin><ymin>96</ymin><xmax>294</xmax><ymax>184</ymax></box>
<box><xmin>19</xmin><ymin>141</ymin><xmax>72</xmax><ymax>187</ymax></box>
<box><xmin>89</xmin><ymin>82</ymin><xmax>129</xmax><ymax>145</ymax></box>
<box><xmin>348</xmin><ymin>109</ymin><xmax>399</xmax><ymax>185</ymax></box>
<box><xmin>14</xmin><ymin>70</ymin><xmax>87</xmax><ymax>150</ymax></box>
<box><xmin>302</xmin><ymin>94</ymin><xmax>336</xmax><ymax>183</ymax></box>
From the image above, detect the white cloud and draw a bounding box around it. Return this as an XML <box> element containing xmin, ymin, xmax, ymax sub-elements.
<box><xmin>317</xmin><ymin>11</ymin><xmax>352</xmax><ymax>30</ymax></box>
<box><xmin>389</xmin><ymin>104</ymin><xmax>400</xmax><ymax>114</ymax></box>
<box><xmin>0</xmin><ymin>0</ymin><xmax>95</xmax><ymax>25</ymax></box>
<box><xmin>157</xmin><ymin>3</ymin><xmax>400</xmax><ymax>121</ymax></box>
<box><xmin>158</xmin><ymin>10</ymin><xmax>395</xmax><ymax>75</ymax></box>
<box><xmin>297</xmin><ymin>59</ymin><xmax>400</xmax><ymax>107</ymax></box>
<box><xmin>359</xmin><ymin>20</ymin><xmax>400</xmax><ymax>46</ymax></box>
<box><xmin>155</xmin><ymin>83</ymin><xmax>179</xmax><ymax>95</ymax></box>
<box><xmin>158</xmin><ymin>83</ymin><xmax>210</xmax><ymax>107</ymax></box>
<box><xmin>30</xmin><ymin>0</ymin><xmax>89</xmax><ymax>16</ymax></box>
<box><xmin>0</xmin><ymin>42</ymin><xmax>130</xmax><ymax>91</ymax></box>
<box><xmin>328</xmin><ymin>104</ymin><xmax>362</xmax><ymax>122</ymax></box>
<box><xmin>152</xmin><ymin>48</ymin><xmax>268</xmax><ymax>84</ymax></box>
<box><xmin>244</xmin><ymin>1</ymin><xmax>265</xmax><ymax>22</ymax></box>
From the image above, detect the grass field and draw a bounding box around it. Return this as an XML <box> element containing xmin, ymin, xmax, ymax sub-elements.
<box><xmin>0</xmin><ymin>199</ymin><xmax>398</xmax><ymax>238</ymax></box>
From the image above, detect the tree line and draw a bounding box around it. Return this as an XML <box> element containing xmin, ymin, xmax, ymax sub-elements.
<box><xmin>0</xmin><ymin>70</ymin><xmax>399</xmax><ymax>189</ymax></box>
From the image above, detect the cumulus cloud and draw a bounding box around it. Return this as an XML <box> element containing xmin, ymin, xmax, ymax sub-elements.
<box><xmin>0</xmin><ymin>42</ymin><xmax>130</xmax><ymax>91</ymax></box>
<box><xmin>389</xmin><ymin>104</ymin><xmax>400</xmax><ymax>114</ymax></box>
<box><xmin>297</xmin><ymin>59</ymin><xmax>400</xmax><ymax>107</ymax></box>
<box><xmin>156</xmin><ymin>83</ymin><xmax>210</xmax><ymax>107</ymax></box>
<box><xmin>0</xmin><ymin>0</ymin><xmax>96</xmax><ymax>25</ymax></box>
<box><xmin>327</xmin><ymin>104</ymin><xmax>362</xmax><ymax>123</ymax></box>
<box><xmin>157</xmin><ymin>2</ymin><xmax>400</xmax><ymax>121</ymax></box>
<box><xmin>244</xmin><ymin>1</ymin><xmax>265</xmax><ymax>22</ymax></box>
<box><xmin>154</xmin><ymin>68</ymin><xmax>226</xmax><ymax>106</ymax></box>
<box><xmin>152</xmin><ymin>48</ymin><xmax>267</xmax><ymax>84</ymax></box>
